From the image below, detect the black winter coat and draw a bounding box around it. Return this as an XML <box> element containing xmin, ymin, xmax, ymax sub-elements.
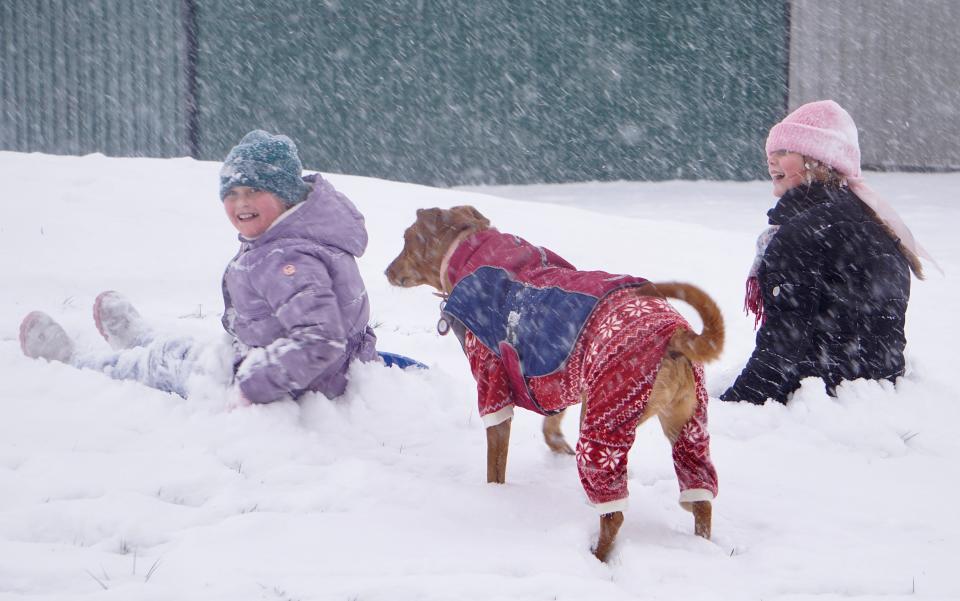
<box><xmin>721</xmin><ymin>183</ymin><xmax>911</xmax><ymax>404</ymax></box>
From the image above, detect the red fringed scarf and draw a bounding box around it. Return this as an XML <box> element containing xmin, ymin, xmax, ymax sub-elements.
<box><xmin>744</xmin><ymin>275</ymin><xmax>764</xmax><ymax>329</ymax></box>
<box><xmin>744</xmin><ymin>225</ymin><xmax>780</xmax><ymax>329</ymax></box>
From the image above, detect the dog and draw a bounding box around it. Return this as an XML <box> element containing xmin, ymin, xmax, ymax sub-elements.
<box><xmin>385</xmin><ymin>206</ymin><xmax>724</xmax><ymax>561</ymax></box>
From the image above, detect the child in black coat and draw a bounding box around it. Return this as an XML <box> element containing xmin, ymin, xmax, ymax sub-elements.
<box><xmin>722</xmin><ymin>100</ymin><xmax>935</xmax><ymax>404</ymax></box>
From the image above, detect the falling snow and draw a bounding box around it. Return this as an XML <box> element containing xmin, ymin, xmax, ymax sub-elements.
<box><xmin>0</xmin><ymin>151</ymin><xmax>957</xmax><ymax>599</ymax></box>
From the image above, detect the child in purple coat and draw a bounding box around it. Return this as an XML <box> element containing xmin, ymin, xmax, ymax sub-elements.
<box><xmin>19</xmin><ymin>130</ymin><xmax>393</xmax><ymax>403</ymax></box>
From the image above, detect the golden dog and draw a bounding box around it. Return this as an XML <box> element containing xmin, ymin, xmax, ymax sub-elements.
<box><xmin>386</xmin><ymin>206</ymin><xmax>723</xmax><ymax>561</ymax></box>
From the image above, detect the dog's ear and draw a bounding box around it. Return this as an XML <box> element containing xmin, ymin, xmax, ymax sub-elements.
<box><xmin>415</xmin><ymin>207</ymin><xmax>437</xmax><ymax>227</ymax></box>
<box><xmin>448</xmin><ymin>205</ymin><xmax>491</xmax><ymax>231</ymax></box>
<box><xmin>414</xmin><ymin>208</ymin><xmax>446</xmax><ymax>236</ymax></box>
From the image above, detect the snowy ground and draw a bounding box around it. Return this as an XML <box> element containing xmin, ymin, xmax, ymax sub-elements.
<box><xmin>1</xmin><ymin>151</ymin><xmax>957</xmax><ymax>600</ymax></box>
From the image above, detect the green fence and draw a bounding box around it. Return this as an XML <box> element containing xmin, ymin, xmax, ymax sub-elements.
<box><xmin>0</xmin><ymin>0</ymin><xmax>188</xmax><ymax>157</ymax></box>
<box><xmin>2</xmin><ymin>1</ymin><xmax>788</xmax><ymax>184</ymax></box>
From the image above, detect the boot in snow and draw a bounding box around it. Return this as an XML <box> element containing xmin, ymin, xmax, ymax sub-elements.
<box><xmin>19</xmin><ymin>311</ymin><xmax>75</xmax><ymax>363</ymax></box>
<box><xmin>93</xmin><ymin>291</ymin><xmax>153</xmax><ymax>350</ymax></box>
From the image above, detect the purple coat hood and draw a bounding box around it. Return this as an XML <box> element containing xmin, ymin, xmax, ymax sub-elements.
<box><xmin>222</xmin><ymin>173</ymin><xmax>377</xmax><ymax>402</ymax></box>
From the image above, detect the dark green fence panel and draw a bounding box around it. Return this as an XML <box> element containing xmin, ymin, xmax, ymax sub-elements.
<box><xmin>195</xmin><ymin>0</ymin><xmax>788</xmax><ymax>185</ymax></box>
<box><xmin>0</xmin><ymin>0</ymin><xmax>188</xmax><ymax>157</ymax></box>
<box><xmin>1</xmin><ymin>1</ymin><xmax>787</xmax><ymax>183</ymax></box>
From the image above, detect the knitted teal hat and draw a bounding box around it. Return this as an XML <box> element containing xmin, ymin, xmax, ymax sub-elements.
<box><xmin>219</xmin><ymin>130</ymin><xmax>311</xmax><ymax>206</ymax></box>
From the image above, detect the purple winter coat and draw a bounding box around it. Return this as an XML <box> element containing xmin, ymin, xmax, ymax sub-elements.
<box><xmin>222</xmin><ymin>173</ymin><xmax>378</xmax><ymax>403</ymax></box>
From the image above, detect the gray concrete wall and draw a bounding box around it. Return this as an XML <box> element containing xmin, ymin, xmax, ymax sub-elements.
<box><xmin>789</xmin><ymin>0</ymin><xmax>960</xmax><ymax>170</ymax></box>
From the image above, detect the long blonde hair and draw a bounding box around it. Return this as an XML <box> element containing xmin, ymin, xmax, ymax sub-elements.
<box><xmin>804</xmin><ymin>158</ymin><xmax>924</xmax><ymax>279</ymax></box>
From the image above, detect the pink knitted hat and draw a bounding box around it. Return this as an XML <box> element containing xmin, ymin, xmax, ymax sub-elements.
<box><xmin>765</xmin><ymin>100</ymin><xmax>861</xmax><ymax>178</ymax></box>
<box><xmin>763</xmin><ymin>99</ymin><xmax>939</xmax><ymax>276</ymax></box>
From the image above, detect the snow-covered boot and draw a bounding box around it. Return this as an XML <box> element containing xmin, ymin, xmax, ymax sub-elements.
<box><xmin>19</xmin><ymin>311</ymin><xmax>75</xmax><ymax>363</ymax></box>
<box><xmin>93</xmin><ymin>291</ymin><xmax>153</xmax><ymax>350</ymax></box>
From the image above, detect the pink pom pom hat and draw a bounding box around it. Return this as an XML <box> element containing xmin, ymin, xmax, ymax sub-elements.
<box><xmin>765</xmin><ymin>100</ymin><xmax>861</xmax><ymax>178</ymax></box>
<box><xmin>763</xmin><ymin>99</ymin><xmax>938</xmax><ymax>275</ymax></box>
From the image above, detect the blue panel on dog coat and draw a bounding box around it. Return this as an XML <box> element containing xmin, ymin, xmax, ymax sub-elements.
<box><xmin>442</xmin><ymin>266</ymin><xmax>597</xmax><ymax>377</ymax></box>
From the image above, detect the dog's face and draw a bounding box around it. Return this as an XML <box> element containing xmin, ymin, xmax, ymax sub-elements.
<box><xmin>385</xmin><ymin>206</ymin><xmax>490</xmax><ymax>291</ymax></box>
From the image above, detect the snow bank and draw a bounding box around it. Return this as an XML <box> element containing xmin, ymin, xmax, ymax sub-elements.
<box><xmin>1</xmin><ymin>151</ymin><xmax>957</xmax><ymax>600</ymax></box>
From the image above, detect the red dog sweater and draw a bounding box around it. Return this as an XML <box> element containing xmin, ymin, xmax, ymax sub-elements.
<box><xmin>446</xmin><ymin>231</ymin><xmax>718</xmax><ymax>513</ymax></box>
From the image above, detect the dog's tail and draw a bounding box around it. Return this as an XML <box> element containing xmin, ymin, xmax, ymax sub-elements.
<box><xmin>651</xmin><ymin>282</ymin><xmax>725</xmax><ymax>363</ymax></box>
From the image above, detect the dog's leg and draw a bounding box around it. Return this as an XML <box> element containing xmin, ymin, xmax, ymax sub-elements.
<box><xmin>579</xmin><ymin>392</ymin><xmax>625</xmax><ymax>562</ymax></box>
<box><xmin>655</xmin><ymin>356</ymin><xmax>713</xmax><ymax>541</ymax></box>
<box><xmin>692</xmin><ymin>500</ymin><xmax>712</xmax><ymax>539</ymax></box>
<box><xmin>486</xmin><ymin>419</ymin><xmax>512</xmax><ymax>484</ymax></box>
<box><xmin>542</xmin><ymin>411</ymin><xmax>574</xmax><ymax>455</ymax></box>
<box><xmin>593</xmin><ymin>511</ymin><xmax>624</xmax><ymax>562</ymax></box>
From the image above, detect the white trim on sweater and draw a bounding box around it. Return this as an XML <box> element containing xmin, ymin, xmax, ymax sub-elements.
<box><xmin>593</xmin><ymin>498</ymin><xmax>629</xmax><ymax>515</ymax></box>
<box><xmin>481</xmin><ymin>405</ymin><xmax>515</xmax><ymax>428</ymax></box>
<box><xmin>679</xmin><ymin>488</ymin><xmax>715</xmax><ymax>508</ymax></box>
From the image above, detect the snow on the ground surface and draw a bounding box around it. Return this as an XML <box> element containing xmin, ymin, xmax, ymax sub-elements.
<box><xmin>1</xmin><ymin>151</ymin><xmax>957</xmax><ymax>600</ymax></box>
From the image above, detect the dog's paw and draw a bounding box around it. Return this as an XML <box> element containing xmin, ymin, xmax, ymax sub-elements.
<box><xmin>545</xmin><ymin>432</ymin><xmax>575</xmax><ymax>455</ymax></box>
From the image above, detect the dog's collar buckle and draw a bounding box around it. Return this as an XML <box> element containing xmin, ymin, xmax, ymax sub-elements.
<box><xmin>437</xmin><ymin>299</ymin><xmax>450</xmax><ymax>336</ymax></box>
<box><xmin>437</xmin><ymin>316</ymin><xmax>451</xmax><ymax>336</ymax></box>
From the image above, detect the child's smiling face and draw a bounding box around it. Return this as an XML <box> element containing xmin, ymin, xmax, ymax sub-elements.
<box><xmin>223</xmin><ymin>186</ymin><xmax>287</xmax><ymax>238</ymax></box>
<box><xmin>767</xmin><ymin>151</ymin><xmax>807</xmax><ymax>197</ymax></box>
